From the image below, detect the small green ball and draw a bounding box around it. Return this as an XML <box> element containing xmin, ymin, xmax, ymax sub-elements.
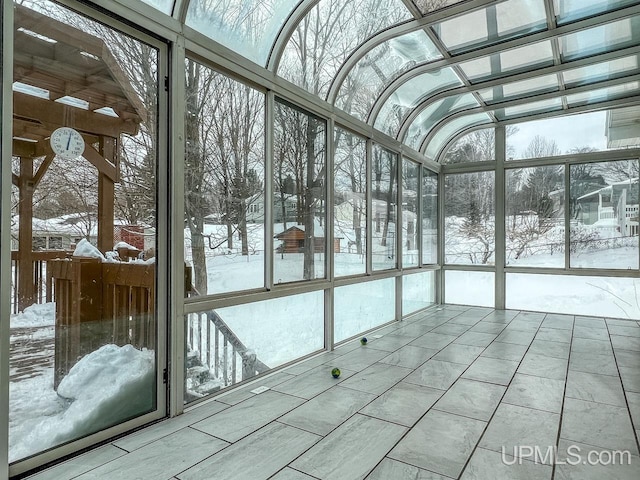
<box><xmin>331</xmin><ymin>367</ymin><xmax>341</xmax><ymax>378</ymax></box>
<box><xmin>360</xmin><ymin>337</ymin><xmax>368</xmax><ymax>345</ymax></box>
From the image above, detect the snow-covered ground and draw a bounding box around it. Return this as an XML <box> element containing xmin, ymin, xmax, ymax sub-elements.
<box><xmin>9</xmin><ymin>225</ymin><xmax>640</xmax><ymax>463</ymax></box>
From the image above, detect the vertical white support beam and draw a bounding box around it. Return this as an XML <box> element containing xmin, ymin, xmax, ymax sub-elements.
<box><xmin>366</xmin><ymin>140</ymin><xmax>373</xmax><ymax>276</ymax></box>
<box><xmin>325</xmin><ymin>118</ymin><xmax>335</xmax><ymax>350</ymax></box>
<box><xmin>1</xmin><ymin>1</ymin><xmax>13</xmax><ymax>475</ymax></box>
<box><xmin>495</xmin><ymin>126</ymin><xmax>506</xmax><ymax>310</ymax></box>
<box><xmin>565</xmin><ymin>161</ymin><xmax>571</xmax><ymax>268</ymax></box>
<box><xmin>396</xmin><ymin>154</ymin><xmax>403</xmax><ymax>321</ymax></box>
<box><xmin>437</xmin><ymin>169</ymin><xmax>446</xmax><ymax>305</ymax></box>
<box><xmin>265</xmin><ymin>92</ymin><xmax>275</xmax><ymax>291</ymax></box>
<box><xmin>417</xmin><ymin>165</ymin><xmax>424</xmax><ymax>267</ymax></box>
<box><xmin>169</xmin><ymin>35</ymin><xmax>186</xmax><ymax>417</ymax></box>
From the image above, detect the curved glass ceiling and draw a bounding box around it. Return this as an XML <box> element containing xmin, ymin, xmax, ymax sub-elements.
<box><xmin>432</xmin><ymin>0</ymin><xmax>547</xmax><ymax>54</ymax></box>
<box><xmin>374</xmin><ymin>67</ymin><xmax>462</xmax><ymax>137</ymax></box>
<box><xmin>335</xmin><ymin>29</ymin><xmax>442</xmax><ymax>120</ymax></box>
<box><xmin>101</xmin><ymin>0</ymin><xmax>640</xmax><ymax>162</ymax></box>
<box><xmin>404</xmin><ymin>93</ymin><xmax>479</xmax><ymax>150</ymax></box>
<box><xmin>424</xmin><ymin>113</ymin><xmax>492</xmax><ymax>159</ymax></box>
<box><xmin>186</xmin><ymin>0</ymin><xmax>299</xmax><ymax>65</ymax></box>
<box><xmin>277</xmin><ymin>0</ymin><xmax>412</xmax><ymax>97</ymax></box>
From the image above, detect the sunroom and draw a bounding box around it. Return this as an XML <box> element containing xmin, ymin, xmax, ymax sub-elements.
<box><xmin>1</xmin><ymin>0</ymin><xmax>640</xmax><ymax>478</ymax></box>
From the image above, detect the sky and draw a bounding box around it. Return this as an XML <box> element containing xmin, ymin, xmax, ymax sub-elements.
<box><xmin>507</xmin><ymin>111</ymin><xmax>608</xmax><ymax>158</ymax></box>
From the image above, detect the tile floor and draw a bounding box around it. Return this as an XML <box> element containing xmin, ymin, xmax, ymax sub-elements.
<box><xmin>27</xmin><ymin>306</ymin><xmax>640</xmax><ymax>479</ymax></box>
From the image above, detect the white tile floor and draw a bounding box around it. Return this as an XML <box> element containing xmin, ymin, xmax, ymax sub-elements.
<box><xmin>27</xmin><ymin>306</ymin><xmax>640</xmax><ymax>480</ymax></box>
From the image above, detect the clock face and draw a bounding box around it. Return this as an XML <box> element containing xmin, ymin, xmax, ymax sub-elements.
<box><xmin>50</xmin><ymin>127</ymin><xmax>85</xmax><ymax>159</ymax></box>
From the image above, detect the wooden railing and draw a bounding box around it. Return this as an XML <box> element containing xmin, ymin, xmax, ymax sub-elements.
<box><xmin>48</xmin><ymin>257</ymin><xmax>154</xmax><ymax>388</ymax></box>
<box><xmin>10</xmin><ymin>250</ymin><xmax>71</xmax><ymax>314</ymax></box>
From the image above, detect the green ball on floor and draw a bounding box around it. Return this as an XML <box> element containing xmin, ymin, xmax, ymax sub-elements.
<box><xmin>331</xmin><ymin>367</ymin><xmax>341</xmax><ymax>378</ymax></box>
<box><xmin>360</xmin><ymin>337</ymin><xmax>368</xmax><ymax>345</ymax></box>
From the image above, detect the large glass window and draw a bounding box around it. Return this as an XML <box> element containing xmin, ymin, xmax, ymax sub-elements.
<box><xmin>445</xmin><ymin>271</ymin><xmax>495</xmax><ymax>308</ymax></box>
<box><xmin>334</xmin><ymin>278</ymin><xmax>395</xmax><ymax>342</ymax></box>
<box><xmin>273</xmin><ymin>100</ymin><xmax>327</xmax><ymax>283</ymax></box>
<box><xmin>334</xmin><ymin>128</ymin><xmax>367</xmax><ymax>277</ymax></box>
<box><xmin>402</xmin><ymin>159</ymin><xmax>419</xmax><ymax>267</ymax></box>
<box><xmin>442</xmin><ymin>128</ymin><xmax>496</xmax><ymax>164</ymax></box>
<box><xmin>372</xmin><ymin>145</ymin><xmax>398</xmax><ymax>271</ymax></box>
<box><xmin>506</xmin><ymin>166</ymin><xmax>565</xmax><ymax>267</ymax></box>
<box><xmin>185</xmin><ymin>291</ymin><xmax>324</xmax><ymax>402</ymax></box>
<box><xmin>403</xmin><ymin>270</ymin><xmax>436</xmax><ymax>315</ymax></box>
<box><xmin>507</xmin><ymin>111</ymin><xmax>612</xmax><ymax>160</ymax></box>
<box><xmin>570</xmin><ymin>160</ymin><xmax>639</xmax><ymax>269</ymax></box>
<box><xmin>184</xmin><ymin>60</ymin><xmax>265</xmax><ymax>297</ymax></box>
<box><xmin>422</xmin><ymin>167</ymin><xmax>438</xmax><ymax>265</ymax></box>
<box><xmin>10</xmin><ymin>1</ymin><xmax>160</xmax><ymax>463</ymax></box>
<box><xmin>444</xmin><ymin>171</ymin><xmax>496</xmax><ymax>265</ymax></box>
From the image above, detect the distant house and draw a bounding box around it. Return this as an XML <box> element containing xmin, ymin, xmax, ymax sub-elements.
<box><xmin>576</xmin><ymin>178</ymin><xmax>639</xmax><ymax>236</ymax></box>
<box><xmin>275</xmin><ymin>224</ymin><xmax>341</xmax><ymax>253</ymax></box>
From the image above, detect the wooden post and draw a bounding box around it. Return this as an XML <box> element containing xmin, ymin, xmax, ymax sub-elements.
<box><xmin>97</xmin><ymin>137</ymin><xmax>116</xmax><ymax>254</ymax></box>
<box><xmin>17</xmin><ymin>156</ymin><xmax>34</xmax><ymax>312</ymax></box>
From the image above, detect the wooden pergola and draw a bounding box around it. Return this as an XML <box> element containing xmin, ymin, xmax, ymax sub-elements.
<box><xmin>12</xmin><ymin>4</ymin><xmax>145</xmax><ymax>311</ymax></box>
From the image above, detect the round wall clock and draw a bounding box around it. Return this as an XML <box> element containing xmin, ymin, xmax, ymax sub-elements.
<box><xmin>50</xmin><ymin>127</ymin><xmax>85</xmax><ymax>159</ymax></box>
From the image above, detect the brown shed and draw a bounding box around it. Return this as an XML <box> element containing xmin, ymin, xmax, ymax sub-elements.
<box><xmin>275</xmin><ymin>226</ymin><xmax>341</xmax><ymax>254</ymax></box>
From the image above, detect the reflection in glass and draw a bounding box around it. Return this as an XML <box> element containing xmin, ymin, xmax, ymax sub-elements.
<box><xmin>565</xmin><ymin>81</ymin><xmax>640</xmax><ymax>107</ymax></box>
<box><xmin>335</xmin><ymin>278</ymin><xmax>395</xmax><ymax>342</ymax></box>
<box><xmin>374</xmin><ymin>68</ymin><xmax>462</xmax><ymax>137</ymax></box>
<box><xmin>559</xmin><ymin>17</ymin><xmax>640</xmax><ymax>61</ymax></box>
<box><xmin>184</xmin><ymin>60</ymin><xmax>265</xmax><ymax>297</ymax></box>
<box><xmin>334</xmin><ymin>128</ymin><xmax>367</xmax><ymax>277</ymax></box>
<box><xmin>414</xmin><ymin>0</ymin><xmax>467</xmax><ymax>15</ymax></box>
<box><xmin>403</xmin><ymin>271</ymin><xmax>435</xmax><ymax>315</ymax></box>
<box><xmin>507</xmin><ymin>273</ymin><xmax>640</xmax><ymax>319</ymax></box>
<box><xmin>273</xmin><ymin>100</ymin><xmax>327</xmax><ymax>283</ymax></box>
<box><xmin>458</xmin><ymin>41</ymin><xmax>554</xmax><ymax>82</ymax></box>
<box><xmin>554</xmin><ymin>0</ymin><xmax>640</xmax><ymax>24</ymax></box>
<box><xmin>506</xmin><ymin>166</ymin><xmax>565</xmax><ymax>267</ymax></box>
<box><xmin>186</xmin><ymin>0</ymin><xmax>299</xmax><ymax>65</ymax></box>
<box><xmin>185</xmin><ymin>291</ymin><xmax>324</xmax><ymax>402</ymax></box>
<box><xmin>444</xmin><ymin>171</ymin><xmax>496</xmax><ymax>265</ymax></box>
<box><xmin>372</xmin><ymin>145</ymin><xmax>398</xmax><ymax>271</ymax></box>
<box><xmin>336</xmin><ymin>30</ymin><xmax>442</xmax><ymax>120</ymax></box>
<box><xmin>495</xmin><ymin>97</ymin><xmax>562</xmax><ymax>121</ymax></box>
<box><xmin>570</xmin><ymin>160</ymin><xmax>639</xmax><ymax>269</ymax></box>
<box><xmin>477</xmin><ymin>74</ymin><xmax>559</xmax><ymax>104</ymax></box>
<box><xmin>139</xmin><ymin>0</ymin><xmax>174</xmax><ymax>14</ymax></box>
<box><xmin>422</xmin><ymin>168</ymin><xmax>438</xmax><ymax>264</ymax></box>
<box><xmin>562</xmin><ymin>55</ymin><xmax>640</xmax><ymax>87</ymax></box>
<box><xmin>433</xmin><ymin>0</ymin><xmax>546</xmax><ymax>53</ymax></box>
<box><xmin>424</xmin><ymin>113</ymin><xmax>492</xmax><ymax>160</ymax></box>
<box><xmin>402</xmin><ymin>160</ymin><xmax>420</xmax><ymax>268</ymax></box>
<box><xmin>445</xmin><ymin>270</ymin><xmax>495</xmax><ymax>307</ymax></box>
<box><xmin>10</xmin><ymin>1</ymin><xmax>158</xmax><ymax>462</ymax></box>
<box><xmin>278</xmin><ymin>0</ymin><xmax>411</xmax><ymax>98</ymax></box>
<box><xmin>405</xmin><ymin>94</ymin><xmax>479</xmax><ymax>151</ymax></box>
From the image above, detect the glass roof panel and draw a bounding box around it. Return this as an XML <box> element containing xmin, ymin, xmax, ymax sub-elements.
<box><xmin>554</xmin><ymin>0</ymin><xmax>640</xmax><ymax>25</ymax></box>
<box><xmin>424</xmin><ymin>113</ymin><xmax>492</xmax><ymax>159</ymax></box>
<box><xmin>432</xmin><ymin>0</ymin><xmax>547</xmax><ymax>53</ymax></box>
<box><xmin>562</xmin><ymin>54</ymin><xmax>640</xmax><ymax>87</ymax></box>
<box><xmin>336</xmin><ymin>30</ymin><xmax>443</xmax><ymax>121</ymax></box>
<box><xmin>374</xmin><ymin>67</ymin><xmax>462</xmax><ymax>136</ymax></box>
<box><xmin>458</xmin><ymin>41</ymin><xmax>554</xmax><ymax>82</ymax></box>
<box><xmin>186</xmin><ymin>0</ymin><xmax>299</xmax><ymax>65</ymax></box>
<box><xmin>559</xmin><ymin>16</ymin><xmax>640</xmax><ymax>61</ymax></box>
<box><xmin>494</xmin><ymin>97</ymin><xmax>563</xmax><ymax>120</ymax></box>
<box><xmin>278</xmin><ymin>0</ymin><xmax>412</xmax><ymax>97</ymax></box>
<box><xmin>477</xmin><ymin>74</ymin><xmax>559</xmax><ymax>103</ymax></box>
<box><xmin>565</xmin><ymin>81</ymin><xmax>640</xmax><ymax>106</ymax></box>
<box><xmin>405</xmin><ymin>93</ymin><xmax>479</xmax><ymax>150</ymax></box>
<box><xmin>413</xmin><ymin>0</ymin><xmax>467</xmax><ymax>15</ymax></box>
<box><xmin>139</xmin><ymin>0</ymin><xmax>174</xmax><ymax>14</ymax></box>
